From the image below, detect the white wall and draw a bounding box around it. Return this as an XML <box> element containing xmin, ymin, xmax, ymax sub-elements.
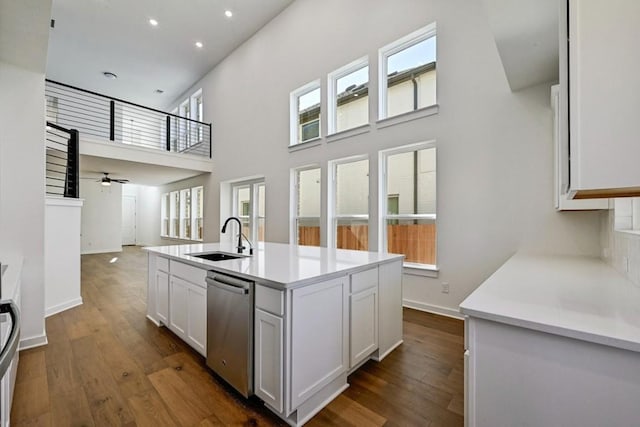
<box><xmin>122</xmin><ymin>184</ymin><xmax>163</xmax><ymax>247</ymax></box>
<box><xmin>170</xmin><ymin>0</ymin><xmax>602</xmax><ymax>315</ymax></box>
<box><xmin>80</xmin><ymin>181</ymin><xmax>122</xmax><ymax>254</ymax></box>
<box><xmin>0</xmin><ymin>61</ymin><xmax>47</xmax><ymax>346</ymax></box>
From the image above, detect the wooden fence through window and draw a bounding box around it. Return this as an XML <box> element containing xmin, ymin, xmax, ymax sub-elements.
<box><xmin>298</xmin><ymin>223</ymin><xmax>436</xmax><ymax>265</ymax></box>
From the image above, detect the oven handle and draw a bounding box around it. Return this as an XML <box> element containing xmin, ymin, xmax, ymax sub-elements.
<box><xmin>206</xmin><ymin>275</ymin><xmax>250</xmax><ymax>295</ymax></box>
<box><xmin>0</xmin><ymin>301</ymin><xmax>20</xmax><ymax>378</ymax></box>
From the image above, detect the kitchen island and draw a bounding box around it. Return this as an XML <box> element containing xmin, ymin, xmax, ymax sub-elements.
<box><xmin>144</xmin><ymin>242</ymin><xmax>403</xmax><ymax>426</ymax></box>
<box><xmin>460</xmin><ymin>253</ymin><xmax>640</xmax><ymax>427</ymax></box>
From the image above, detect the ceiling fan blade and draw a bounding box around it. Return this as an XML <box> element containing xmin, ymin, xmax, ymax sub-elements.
<box><xmin>112</xmin><ymin>179</ymin><xmax>129</xmax><ymax>183</ymax></box>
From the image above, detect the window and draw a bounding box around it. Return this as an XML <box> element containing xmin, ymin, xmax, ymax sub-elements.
<box><xmin>290</xmin><ymin>81</ymin><xmax>321</xmax><ymax>146</ymax></box>
<box><xmin>614</xmin><ymin>197</ymin><xmax>640</xmax><ymax>232</ymax></box>
<box><xmin>178</xmin><ymin>99</ymin><xmax>191</xmax><ymax>148</ymax></box>
<box><xmin>380</xmin><ymin>142</ymin><xmax>436</xmax><ymax>268</ymax></box>
<box><xmin>161</xmin><ymin>193</ymin><xmax>170</xmax><ymax>236</ymax></box>
<box><xmin>180</xmin><ymin>188</ymin><xmax>191</xmax><ymax>239</ymax></box>
<box><xmin>191</xmin><ymin>89</ymin><xmax>204</xmax><ymax>143</ymax></box>
<box><xmin>232</xmin><ymin>180</ymin><xmax>266</xmax><ymax>244</ymax></box>
<box><xmin>292</xmin><ymin>166</ymin><xmax>321</xmax><ymax>246</ymax></box>
<box><xmin>191</xmin><ymin>186</ymin><xmax>204</xmax><ymax>241</ymax></box>
<box><xmin>379</xmin><ymin>23</ymin><xmax>437</xmax><ymax>120</ymax></box>
<box><xmin>328</xmin><ymin>58</ymin><xmax>369</xmax><ymax>134</ymax></box>
<box><xmin>329</xmin><ymin>157</ymin><xmax>369</xmax><ymax>251</ymax></box>
<box><xmin>161</xmin><ymin>186</ymin><xmax>204</xmax><ymax>241</ymax></box>
<box><xmin>170</xmin><ymin>190</ymin><xmax>180</xmax><ymax>238</ymax></box>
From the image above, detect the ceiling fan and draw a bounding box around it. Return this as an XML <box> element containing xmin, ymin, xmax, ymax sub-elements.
<box><xmin>83</xmin><ymin>172</ymin><xmax>130</xmax><ymax>186</ymax></box>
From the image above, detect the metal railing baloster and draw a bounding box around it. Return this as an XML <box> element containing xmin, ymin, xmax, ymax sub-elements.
<box><xmin>46</xmin><ymin>122</ymin><xmax>79</xmax><ymax>198</ymax></box>
<box><xmin>45</xmin><ymin>79</ymin><xmax>212</xmax><ymax>158</ymax></box>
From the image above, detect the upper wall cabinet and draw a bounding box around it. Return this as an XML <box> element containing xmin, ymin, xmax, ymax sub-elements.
<box><xmin>563</xmin><ymin>0</ymin><xmax>640</xmax><ymax>199</ymax></box>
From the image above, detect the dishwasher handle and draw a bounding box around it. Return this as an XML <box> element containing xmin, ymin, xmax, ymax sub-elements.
<box><xmin>206</xmin><ymin>275</ymin><xmax>250</xmax><ymax>295</ymax></box>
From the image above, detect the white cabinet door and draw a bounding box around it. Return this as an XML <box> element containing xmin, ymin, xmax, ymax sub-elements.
<box><xmin>350</xmin><ymin>287</ymin><xmax>378</xmax><ymax>368</ymax></box>
<box><xmin>187</xmin><ymin>283</ymin><xmax>207</xmax><ymax>356</ymax></box>
<box><xmin>255</xmin><ymin>308</ymin><xmax>283</xmax><ymax>412</ymax></box>
<box><xmin>155</xmin><ymin>270</ymin><xmax>169</xmax><ymax>325</ymax></box>
<box><xmin>169</xmin><ymin>276</ymin><xmax>188</xmax><ymax>337</ymax></box>
<box><xmin>290</xmin><ymin>276</ymin><xmax>348</xmax><ymax>410</ymax></box>
<box><xmin>567</xmin><ymin>0</ymin><xmax>640</xmax><ymax>197</ymax></box>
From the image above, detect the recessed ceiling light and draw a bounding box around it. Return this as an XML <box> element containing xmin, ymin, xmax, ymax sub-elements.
<box><xmin>149</xmin><ymin>18</ymin><xmax>158</xmax><ymax>26</ymax></box>
<box><xmin>224</xmin><ymin>10</ymin><xmax>233</xmax><ymax>18</ymax></box>
<box><xmin>195</xmin><ymin>41</ymin><xmax>203</xmax><ymax>48</ymax></box>
<box><xmin>103</xmin><ymin>71</ymin><xmax>118</xmax><ymax>79</ymax></box>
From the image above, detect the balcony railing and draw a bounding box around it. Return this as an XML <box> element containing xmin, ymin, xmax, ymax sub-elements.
<box><xmin>45</xmin><ymin>80</ymin><xmax>211</xmax><ymax>158</ymax></box>
<box><xmin>45</xmin><ymin>122</ymin><xmax>79</xmax><ymax>198</ymax></box>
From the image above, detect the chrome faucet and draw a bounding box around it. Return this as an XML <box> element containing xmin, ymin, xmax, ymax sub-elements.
<box><xmin>221</xmin><ymin>217</ymin><xmax>245</xmax><ymax>254</ymax></box>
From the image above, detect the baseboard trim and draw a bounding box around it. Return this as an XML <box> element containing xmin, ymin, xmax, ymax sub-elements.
<box><xmin>146</xmin><ymin>314</ymin><xmax>162</xmax><ymax>327</ymax></box>
<box><xmin>20</xmin><ymin>334</ymin><xmax>48</xmax><ymax>350</ymax></box>
<box><xmin>372</xmin><ymin>339</ymin><xmax>403</xmax><ymax>362</ymax></box>
<box><xmin>45</xmin><ymin>297</ymin><xmax>83</xmax><ymax>318</ymax></box>
<box><xmin>81</xmin><ymin>247</ymin><xmax>123</xmax><ymax>255</ymax></box>
<box><xmin>403</xmin><ymin>299</ymin><xmax>464</xmax><ymax>320</ymax></box>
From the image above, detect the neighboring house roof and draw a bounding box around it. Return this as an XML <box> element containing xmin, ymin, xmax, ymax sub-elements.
<box><xmin>299</xmin><ymin>62</ymin><xmax>436</xmax><ymax>122</ymax></box>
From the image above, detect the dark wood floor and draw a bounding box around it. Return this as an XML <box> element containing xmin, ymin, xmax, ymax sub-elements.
<box><xmin>11</xmin><ymin>246</ymin><xmax>464</xmax><ymax>426</ymax></box>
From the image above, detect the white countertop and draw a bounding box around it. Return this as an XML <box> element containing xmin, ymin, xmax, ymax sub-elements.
<box><xmin>144</xmin><ymin>242</ymin><xmax>403</xmax><ymax>288</ymax></box>
<box><xmin>459</xmin><ymin>254</ymin><xmax>640</xmax><ymax>353</ymax></box>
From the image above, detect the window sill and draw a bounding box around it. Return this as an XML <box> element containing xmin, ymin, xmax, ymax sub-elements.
<box><xmin>403</xmin><ymin>264</ymin><xmax>439</xmax><ymax>278</ymax></box>
<box><xmin>377</xmin><ymin>104</ymin><xmax>439</xmax><ymax>129</ymax></box>
<box><xmin>615</xmin><ymin>229</ymin><xmax>640</xmax><ymax>236</ymax></box>
<box><xmin>161</xmin><ymin>236</ymin><xmax>204</xmax><ymax>243</ymax></box>
<box><xmin>326</xmin><ymin>124</ymin><xmax>370</xmax><ymax>143</ymax></box>
<box><xmin>289</xmin><ymin>138</ymin><xmax>322</xmax><ymax>152</ymax></box>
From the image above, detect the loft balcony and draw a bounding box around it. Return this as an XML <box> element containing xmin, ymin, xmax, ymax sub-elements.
<box><xmin>44</xmin><ymin>80</ymin><xmax>213</xmax><ymax>189</ymax></box>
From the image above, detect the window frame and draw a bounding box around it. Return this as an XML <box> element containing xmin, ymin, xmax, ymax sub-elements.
<box><xmin>290</xmin><ymin>80</ymin><xmax>321</xmax><ymax>147</ymax></box>
<box><xmin>378</xmin><ymin>140</ymin><xmax>437</xmax><ymax>272</ymax></box>
<box><xmin>191</xmin><ymin>185</ymin><xmax>204</xmax><ymax>241</ymax></box>
<box><xmin>179</xmin><ymin>188</ymin><xmax>191</xmax><ymax>240</ymax></box>
<box><xmin>160</xmin><ymin>193</ymin><xmax>169</xmax><ymax>237</ymax></box>
<box><xmin>190</xmin><ymin>89</ymin><xmax>204</xmax><ymax>143</ymax></box>
<box><xmin>231</xmin><ymin>179</ymin><xmax>265</xmax><ymax>244</ymax></box>
<box><xmin>290</xmin><ymin>165</ymin><xmax>322</xmax><ymax>246</ymax></box>
<box><xmin>178</xmin><ymin>99</ymin><xmax>191</xmax><ymax>148</ymax></box>
<box><xmin>378</xmin><ymin>22</ymin><xmax>437</xmax><ymax>121</ymax></box>
<box><xmin>327</xmin><ymin>56</ymin><xmax>369</xmax><ymax>135</ymax></box>
<box><xmin>169</xmin><ymin>190</ymin><xmax>180</xmax><ymax>238</ymax></box>
<box><xmin>327</xmin><ymin>155</ymin><xmax>370</xmax><ymax>250</ymax></box>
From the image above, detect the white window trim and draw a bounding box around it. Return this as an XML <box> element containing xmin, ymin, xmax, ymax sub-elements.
<box><xmin>327</xmin><ymin>56</ymin><xmax>369</xmax><ymax>136</ymax></box>
<box><xmin>290</xmin><ymin>165</ymin><xmax>322</xmax><ymax>245</ymax></box>
<box><xmin>378</xmin><ymin>140</ymin><xmax>437</xmax><ymax>270</ymax></box>
<box><xmin>179</xmin><ymin>188</ymin><xmax>191</xmax><ymax>240</ymax></box>
<box><xmin>231</xmin><ymin>178</ymin><xmax>265</xmax><ymax>245</ymax></box>
<box><xmin>160</xmin><ymin>193</ymin><xmax>169</xmax><ymax>237</ymax></box>
<box><xmin>290</xmin><ymin>80</ymin><xmax>321</xmax><ymax>147</ymax></box>
<box><xmin>191</xmin><ymin>186</ymin><xmax>204</xmax><ymax>241</ymax></box>
<box><xmin>378</xmin><ymin>22</ymin><xmax>437</xmax><ymax>121</ymax></box>
<box><xmin>161</xmin><ymin>186</ymin><xmax>204</xmax><ymax>242</ymax></box>
<box><xmin>327</xmin><ymin>154</ymin><xmax>370</xmax><ymax>249</ymax></box>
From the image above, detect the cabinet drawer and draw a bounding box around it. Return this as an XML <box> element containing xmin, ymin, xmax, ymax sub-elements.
<box><xmin>169</xmin><ymin>260</ymin><xmax>206</xmax><ymax>287</ymax></box>
<box><xmin>157</xmin><ymin>256</ymin><xmax>169</xmax><ymax>272</ymax></box>
<box><xmin>350</xmin><ymin>267</ymin><xmax>378</xmax><ymax>294</ymax></box>
<box><xmin>256</xmin><ymin>285</ymin><xmax>284</xmax><ymax>316</ymax></box>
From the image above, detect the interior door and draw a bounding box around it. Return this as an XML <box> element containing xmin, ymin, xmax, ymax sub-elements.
<box><xmin>122</xmin><ymin>195</ymin><xmax>136</xmax><ymax>245</ymax></box>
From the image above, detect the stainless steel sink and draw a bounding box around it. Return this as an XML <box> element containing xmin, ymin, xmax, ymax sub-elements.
<box><xmin>187</xmin><ymin>251</ymin><xmax>247</xmax><ymax>262</ymax></box>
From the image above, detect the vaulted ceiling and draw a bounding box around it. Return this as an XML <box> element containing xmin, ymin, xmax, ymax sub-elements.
<box><xmin>46</xmin><ymin>0</ymin><xmax>293</xmax><ymax>109</ymax></box>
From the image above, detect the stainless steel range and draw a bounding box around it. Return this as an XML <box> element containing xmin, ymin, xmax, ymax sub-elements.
<box><xmin>205</xmin><ymin>271</ymin><xmax>254</xmax><ymax>397</ymax></box>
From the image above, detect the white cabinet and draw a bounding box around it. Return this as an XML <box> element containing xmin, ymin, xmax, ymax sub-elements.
<box><xmin>169</xmin><ymin>275</ymin><xmax>207</xmax><ymax>356</ymax></box>
<box><xmin>465</xmin><ymin>316</ymin><xmax>640</xmax><ymax>427</ymax></box>
<box><xmin>146</xmin><ymin>254</ymin><xmax>207</xmax><ymax>356</ymax></box>
<box><xmin>155</xmin><ymin>270</ymin><xmax>169</xmax><ymax>325</ymax></box>
<box><xmin>255</xmin><ymin>308</ymin><xmax>283</xmax><ymax>412</ymax></box>
<box><xmin>349</xmin><ymin>268</ymin><xmax>378</xmax><ymax>368</ymax></box>
<box><xmin>290</xmin><ymin>276</ymin><xmax>348</xmax><ymax>410</ymax></box>
<box><xmin>563</xmin><ymin>0</ymin><xmax>640</xmax><ymax>198</ymax></box>
<box><xmin>551</xmin><ymin>85</ymin><xmax>608</xmax><ymax>210</ymax></box>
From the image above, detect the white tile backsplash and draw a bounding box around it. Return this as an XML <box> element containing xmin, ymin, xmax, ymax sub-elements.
<box><xmin>602</xmin><ymin>206</ymin><xmax>640</xmax><ymax>286</ymax></box>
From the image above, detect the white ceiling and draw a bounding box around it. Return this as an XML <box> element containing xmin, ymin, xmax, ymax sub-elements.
<box><xmin>80</xmin><ymin>155</ymin><xmax>208</xmax><ymax>186</ymax></box>
<box><xmin>481</xmin><ymin>0</ymin><xmax>558</xmax><ymax>91</ymax></box>
<box><xmin>46</xmin><ymin>0</ymin><xmax>293</xmax><ymax>109</ymax></box>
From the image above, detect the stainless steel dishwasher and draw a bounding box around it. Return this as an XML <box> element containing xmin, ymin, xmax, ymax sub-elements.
<box><xmin>206</xmin><ymin>271</ymin><xmax>254</xmax><ymax>397</ymax></box>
